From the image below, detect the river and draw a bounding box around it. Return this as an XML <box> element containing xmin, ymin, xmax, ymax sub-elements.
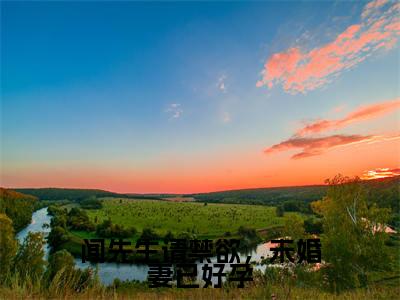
<box><xmin>17</xmin><ymin>207</ymin><xmax>273</xmax><ymax>285</ymax></box>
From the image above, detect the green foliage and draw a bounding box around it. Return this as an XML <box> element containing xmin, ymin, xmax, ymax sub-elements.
<box><xmin>314</xmin><ymin>175</ymin><xmax>392</xmax><ymax>292</ymax></box>
<box><xmin>140</xmin><ymin>228</ymin><xmax>160</xmax><ymax>240</ymax></box>
<box><xmin>46</xmin><ymin>249</ymin><xmax>75</xmax><ymax>281</ymax></box>
<box><xmin>282</xmin><ymin>200</ymin><xmax>312</xmax><ymax>214</ymax></box>
<box><xmin>364</xmin><ymin>176</ymin><xmax>400</xmax><ymax>228</ymax></box>
<box><xmin>0</xmin><ymin>188</ymin><xmax>38</xmax><ymax>230</ymax></box>
<box><xmin>192</xmin><ymin>185</ymin><xmax>327</xmax><ymax>207</ymax></box>
<box><xmin>51</xmin><ymin>214</ymin><xmax>67</xmax><ymax>229</ymax></box>
<box><xmin>0</xmin><ymin>214</ymin><xmax>17</xmax><ymax>284</ymax></box>
<box><xmin>48</xmin><ymin>204</ymin><xmax>67</xmax><ymax>216</ymax></box>
<box><xmin>304</xmin><ymin>217</ymin><xmax>323</xmax><ymax>234</ymax></box>
<box><xmin>276</xmin><ymin>205</ymin><xmax>284</xmax><ymax>217</ymax></box>
<box><xmin>237</xmin><ymin>226</ymin><xmax>261</xmax><ymax>247</ymax></box>
<box><xmin>283</xmin><ymin>214</ymin><xmax>305</xmax><ymax>240</ymax></box>
<box><xmin>96</xmin><ymin>219</ymin><xmax>136</xmax><ymax>238</ymax></box>
<box><xmin>14</xmin><ymin>188</ymin><xmax>125</xmax><ymax>202</ymax></box>
<box><xmin>48</xmin><ymin>226</ymin><xmax>70</xmax><ymax>251</ymax></box>
<box><xmin>80</xmin><ymin>197</ymin><xmax>103</xmax><ymax>209</ymax></box>
<box><xmin>67</xmin><ymin>208</ymin><xmax>95</xmax><ymax>231</ymax></box>
<box><xmin>14</xmin><ymin>232</ymin><xmax>46</xmax><ymax>283</ymax></box>
<box><xmin>15</xmin><ymin>188</ymin><xmax>163</xmax><ymax>202</ymax></box>
<box><xmin>192</xmin><ymin>176</ymin><xmax>399</xmax><ymax>216</ymax></box>
<box><xmin>237</xmin><ymin>226</ymin><xmax>258</xmax><ymax>239</ymax></box>
<box><xmin>45</xmin><ymin>249</ymin><xmax>99</xmax><ymax>296</ymax></box>
<box><xmin>163</xmin><ymin>230</ymin><xmax>175</xmax><ymax>243</ymax></box>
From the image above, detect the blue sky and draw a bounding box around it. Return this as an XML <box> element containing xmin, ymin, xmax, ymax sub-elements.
<box><xmin>1</xmin><ymin>1</ymin><xmax>399</xmax><ymax>193</ymax></box>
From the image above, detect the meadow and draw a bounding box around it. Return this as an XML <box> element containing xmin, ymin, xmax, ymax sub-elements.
<box><xmin>83</xmin><ymin>198</ymin><xmax>290</xmax><ymax>238</ymax></box>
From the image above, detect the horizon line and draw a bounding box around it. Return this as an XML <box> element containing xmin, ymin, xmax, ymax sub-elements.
<box><xmin>3</xmin><ymin>175</ymin><xmax>398</xmax><ymax>196</ymax></box>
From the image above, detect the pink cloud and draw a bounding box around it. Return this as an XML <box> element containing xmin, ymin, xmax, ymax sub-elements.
<box><xmin>257</xmin><ymin>0</ymin><xmax>400</xmax><ymax>93</ymax></box>
<box><xmin>264</xmin><ymin>134</ymin><xmax>377</xmax><ymax>160</ymax></box>
<box><xmin>333</xmin><ymin>104</ymin><xmax>346</xmax><ymax>113</ymax></box>
<box><xmin>362</xmin><ymin>0</ymin><xmax>389</xmax><ymax>19</ymax></box>
<box><xmin>361</xmin><ymin>167</ymin><xmax>400</xmax><ymax>180</ymax></box>
<box><xmin>297</xmin><ymin>98</ymin><xmax>400</xmax><ymax>136</ymax></box>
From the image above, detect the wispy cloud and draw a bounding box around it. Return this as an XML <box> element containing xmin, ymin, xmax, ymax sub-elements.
<box><xmin>222</xmin><ymin>111</ymin><xmax>231</xmax><ymax>123</ymax></box>
<box><xmin>297</xmin><ymin>98</ymin><xmax>400</xmax><ymax>136</ymax></box>
<box><xmin>217</xmin><ymin>74</ymin><xmax>227</xmax><ymax>93</ymax></box>
<box><xmin>332</xmin><ymin>104</ymin><xmax>346</xmax><ymax>113</ymax></box>
<box><xmin>256</xmin><ymin>0</ymin><xmax>400</xmax><ymax>93</ymax></box>
<box><xmin>165</xmin><ymin>103</ymin><xmax>183</xmax><ymax>119</ymax></box>
<box><xmin>265</xmin><ymin>133</ymin><xmax>400</xmax><ymax>159</ymax></box>
<box><xmin>361</xmin><ymin>167</ymin><xmax>400</xmax><ymax>180</ymax></box>
<box><xmin>264</xmin><ymin>134</ymin><xmax>377</xmax><ymax>159</ymax></box>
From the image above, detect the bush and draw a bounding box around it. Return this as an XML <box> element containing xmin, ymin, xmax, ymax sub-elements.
<box><xmin>46</xmin><ymin>249</ymin><xmax>75</xmax><ymax>281</ymax></box>
<box><xmin>276</xmin><ymin>205</ymin><xmax>284</xmax><ymax>217</ymax></box>
<box><xmin>51</xmin><ymin>215</ymin><xmax>67</xmax><ymax>229</ymax></box>
<box><xmin>80</xmin><ymin>197</ymin><xmax>102</xmax><ymax>209</ymax></box>
<box><xmin>163</xmin><ymin>230</ymin><xmax>175</xmax><ymax>243</ymax></box>
<box><xmin>48</xmin><ymin>226</ymin><xmax>70</xmax><ymax>251</ymax></box>
<box><xmin>96</xmin><ymin>219</ymin><xmax>136</xmax><ymax>238</ymax></box>
<box><xmin>140</xmin><ymin>228</ymin><xmax>160</xmax><ymax>240</ymax></box>
<box><xmin>67</xmin><ymin>208</ymin><xmax>95</xmax><ymax>231</ymax></box>
<box><xmin>304</xmin><ymin>217</ymin><xmax>323</xmax><ymax>234</ymax></box>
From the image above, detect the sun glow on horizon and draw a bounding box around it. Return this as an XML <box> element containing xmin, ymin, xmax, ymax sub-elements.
<box><xmin>360</xmin><ymin>167</ymin><xmax>400</xmax><ymax>180</ymax></box>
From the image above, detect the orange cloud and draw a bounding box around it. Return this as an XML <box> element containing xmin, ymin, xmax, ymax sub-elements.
<box><xmin>257</xmin><ymin>0</ymin><xmax>400</xmax><ymax>93</ymax></box>
<box><xmin>297</xmin><ymin>98</ymin><xmax>400</xmax><ymax>136</ymax></box>
<box><xmin>264</xmin><ymin>134</ymin><xmax>377</xmax><ymax>159</ymax></box>
<box><xmin>360</xmin><ymin>167</ymin><xmax>400</xmax><ymax>179</ymax></box>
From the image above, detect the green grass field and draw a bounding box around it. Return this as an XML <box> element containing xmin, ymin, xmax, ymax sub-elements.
<box><xmin>83</xmin><ymin>198</ymin><xmax>291</xmax><ymax>238</ymax></box>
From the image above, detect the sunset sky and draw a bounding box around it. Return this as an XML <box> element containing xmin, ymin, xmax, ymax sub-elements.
<box><xmin>1</xmin><ymin>0</ymin><xmax>399</xmax><ymax>193</ymax></box>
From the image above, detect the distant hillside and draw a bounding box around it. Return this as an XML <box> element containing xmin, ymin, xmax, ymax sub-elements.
<box><xmin>13</xmin><ymin>175</ymin><xmax>400</xmax><ymax>210</ymax></box>
<box><xmin>0</xmin><ymin>188</ymin><xmax>38</xmax><ymax>230</ymax></box>
<box><xmin>191</xmin><ymin>185</ymin><xmax>327</xmax><ymax>208</ymax></box>
<box><xmin>362</xmin><ymin>174</ymin><xmax>400</xmax><ymax>189</ymax></box>
<box><xmin>14</xmin><ymin>188</ymin><xmax>126</xmax><ymax>202</ymax></box>
<box><xmin>190</xmin><ymin>176</ymin><xmax>400</xmax><ymax>215</ymax></box>
<box><xmin>14</xmin><ymin>188</ymin><xmax>163</xmax><ymax>202</ymax></box>
<box><xmin>363</xmin><ymin>175</ymin><xmax>400</xmax><ymax>214</ymax></box>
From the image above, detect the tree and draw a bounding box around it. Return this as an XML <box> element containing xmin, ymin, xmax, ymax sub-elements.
<box><xmin>312</xmin><ymin>175</ymin><xmax>391</xmax><ymax>292</ymax></box>
<box><xmin>80</xmin><ymin>197</ymin><xmax>102</xmax><ymax>209</ymax></box>
<box><xmin>0</xmin><ymin>214</ymin><xmax>17</xmax><ymax>283</ymax></box>
<box><xmin>282</xmin><ymin>214</ymin><xmax>304</xmax><ymax>240</ymax></box>
<box><xmin>0</xmin><ymin>188</ymin><xmax>37</xmax><ymax>231</ymax></box>
<box><xmin>163</xmin><ymin>231</ymin><xmax>174</xmax><ymax>243</ymax></box>
<box><xmin>14</xmin><ymin>232</ymin><xmax>46</xmax><ymax>282</ymax></box>
<box><xmin>46</xmin><ymin>249</ymin><xmax>75</xmax><ymax>282</ymax></box>
<box><xmin>46</xmin><ymin>250</ymin><xmax>95</xmax><ymax>294</ymax></box>
<box><xmin>304</xmin><ymin>217</ymin><xmax>323</xmax><ymax>234</ymax></box>
<box><xmin>48</xmin><ymin>226</ymin><xmax>69</xmax><ymax>251</ymax></box>
<box><xmin>141</xmin><ymin>228</ymin><xmax>160</xmax><ymax>240</ymax></box>
<box><xmin>276</xmin><ymin>205</ymin><xmax>284</xmax><ymax>217</ymax></box>
<box><xmin>51</xmin><ymin>214</ymin><xmax>67</xmax><ymax>229</ymax></box>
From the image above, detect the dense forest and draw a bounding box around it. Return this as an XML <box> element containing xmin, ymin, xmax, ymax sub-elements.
<box><xmin>192</xmin><ymin>185</ymin><xmax>327</xmax><ymax>206</ymax></box>
<box><xmin>13</xmin><ymin>188</ymin><xmax>126</xmax><ymax>202</ymax></box>
<box><xmin>0</xmin><ymin>188</ymin><xmax>38</xmax><ymax>230</ymax></box>
<box><xmin>14</xmin><ymin>188</ymin><xmax>163</xmax><ymax>202</ymax></box>
<box><xmin>191</xmin><ymin>176</ymin><xmax>400</xmax><ymax>224</ymax></box>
